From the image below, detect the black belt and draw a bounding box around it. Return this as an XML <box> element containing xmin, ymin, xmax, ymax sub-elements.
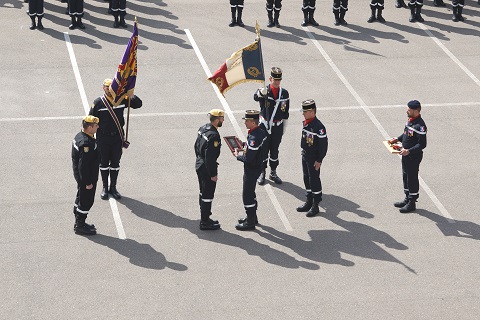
<box><xmin>99</xmin><ymin>130</ymin><xmax>119</xmax><ymax>136</ymax></box>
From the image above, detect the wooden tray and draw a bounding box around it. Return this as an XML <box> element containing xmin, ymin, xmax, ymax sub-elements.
<box><xmin>383</xmin><ymin>140</ymin><xmax>401</xmax><ymax>154</ymax></box>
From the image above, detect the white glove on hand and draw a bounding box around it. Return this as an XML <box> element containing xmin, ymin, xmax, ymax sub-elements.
<box><xmin>258</xmin><ymin>87</ymin><xmax>267</xmax><ymax>97</ymax></box>
<box><xmin>283</xmin><ymin>120</ymin><xmax>288</xmax><ymax>135</ymax></box>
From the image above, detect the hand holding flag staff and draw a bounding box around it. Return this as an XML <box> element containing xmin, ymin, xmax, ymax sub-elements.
<box><xmin>109</xmin><ymin>17</ymin><xmax>139</xmax><ymax>148</ymax></box>
<box><xmin>208</xmin><ymin>22</ymin><xmax>266</xmax><ymax>95</ymax></box>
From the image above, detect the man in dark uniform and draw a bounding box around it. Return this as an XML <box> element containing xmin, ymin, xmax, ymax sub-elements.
<box><xmin>68</xmin><ymin>0</ymin><xmax>85</xmax><ymax>29</ymax></box>
<box><xmin>333</xmin><ymin>0</ymin><xmax>348</xmax><ymax>26</ymax></box>
<box><xmin>72</xmin><ymin>116</ymin><xmax>100</xmax><ymax>235</ymax></box>
<box><xmin>301</xmin><ymin>0</ymin><xmax>320</xmax><ymax>26</ymax></box>
<box><xmin>229</xmin><ymin>0</ymin><xmax>245</xmax><ymax>27</ymax></box>
<box><xmin>195</xmin><ymin>109</ymin><xmax>225</xmax><ymax>230</ymax></box>
<box><xmin>451</xmin><ymin>0</ymin><xmax>465</xmax><ymax>22</ymax></box>
<box><xmin>296</xmin><ymin>100</ymin><xmax>328</xmax><ymax>217</ymax></box>
<box><xmin>388</xmin><ymin>100</ymin><xmax>427</xmax><ymax>213</ymax></box>
<box><xmin>253</xmin><ymin>67</ymin><xmax>289</xmax><ymax>186</ymax></box>
<box><xmin>367</xmin><ymin>0</ymin><xmax>386</xmax><ymax>23</ymax></box>
<box><xmin>235</xmin><ymin>110</ymin><xmax>267</xmax><ymax>231</ymax></box>
<box><xmin>27</xmin><ymin>0</ymin><xmax>44</xmax><ymax>30</ymax></box>
<box><xmin>112</xmin><ymin>0</ymin><xmax>127</xmax><ymax>28</ymax></box>
<box><xmin>89</xmin><ymin>78</ymin><xmax>143</xmax><ymax>201</ymax></box>
<box><xmin>408</xmin><ymin>0</ymin><xmax>424</xmax><ymax>22</ymax></box>
<box><xmin>266</xmin><ymin>0</ymin><xmax>282</xmax><ymax>27</ymax></box>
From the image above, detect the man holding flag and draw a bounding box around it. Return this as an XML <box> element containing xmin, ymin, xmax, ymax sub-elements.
<box><xmin>89</xmin><ymin>19</ymin><xmax>142</xmax><ymax>200</ymax></box>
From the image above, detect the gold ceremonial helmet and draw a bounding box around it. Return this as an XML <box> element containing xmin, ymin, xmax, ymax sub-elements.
<box><xmin>103</xmin><ymin>78</ymin><xmax>113</xmax><ymax>87</ymax></box>
<box><xmin>84</xmin><ymin>115</ymin><xmax>100</xmax><ymax>124</ymax></box>
<box><xmin>208</xmin><ymin>109</ymin><xmax>225</xmax><ymax>117</ymax></box>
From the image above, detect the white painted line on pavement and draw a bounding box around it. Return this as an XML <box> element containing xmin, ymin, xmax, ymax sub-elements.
<box><xmin>418</xmin><ymin>23</ymin><xmax>480</xmax><ymax>88</ymax></box>
<box><xmin>64</xmin><ymin>32</ymin><xmax>128</xmax><ymax>238</ymax></box>
<box><xmin>109</xmin><ymin>198</ymin><xmax>127</xmax><ymax>239</ymax></box>
<box><xmin>185</xmin><ymin>29</ymin><xmax>293</xmax><ymax>231</ymax></box>
<box><xmin>2</xmin><ymin>101</ymin><xmax>479</xmax><ymax>123</ymax></box>
<box><xmin>64</xmin><ymin>33</ymin><xmax>90</xmax><ymax>115</ymax></box>
<box><xmin>303</xmin><ymin>27</ymin><xmax>455</xmax><ymax>223</ymax></box>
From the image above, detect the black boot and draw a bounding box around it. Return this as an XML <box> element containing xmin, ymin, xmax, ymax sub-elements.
<box><xmin>399</xmin><ymin>200</ymin><xmax>416</xmax><ymax>213</ymax></box>
<box><xmin>68</xmin><ymin>17</ymin><xmax>76</xmax><ymax>29</ymax></box>
<box><xmin>29</xmin><ymin>16</ymin><xmax>36</xmax><ymax>30</ymax></box>
<box><xmin>113</xmin><ymin>15</ymin><xmax>120</xmax><ymax>28</ymax></box>
<box><xmin>309</xmin><ymin>9</ymin><xmax>319</xmax><ymax>26</ymax></box>
<box><xmin>452</xmin><ymin>7</ymin><xmax>459</xmax><ymax>22</ymax></box>
<box><xmin>37</xmin><ymin>16</ymin><xmax>44</xmax><ymax>30</ymax></box>
<box><xmin>236</xmin><ymin>7</ymin><xmax>244</xmax><ymax>27</ymax></box>
<box><xmin>100</xmin><ymin>169</ymin><xmax>109</xmax><ymax>200</ymax></box>
<box><xmin>408</xmin><ymin>5</ymin><xmax>416</xmax><ymax>22</ymax></box>
<box><xmin>77</xmin><ymin>17</ymin><xmax>85</xmax><ymax>29</ymax></box>
<box><xmin>306</xmin><ymin>199</ymin><xmax>320</xmax><ymax>217</ymax></box>
<box><xmin>415</xmin><ymin>6</ymin><xmax>424</xmax><ymax>22</ymax></box>
<box><xmin>236</xmin><ymin>211</ymin><xmax>256</xmax><ymax>231</ymax></box>
<box><xmin>269</xmin><ymin>170</ymin><xmax>282</xmax><ymax>184</ymax></box>
<box><xmin>396</xmin><ymin>0</ymin><xmax>407</xmax><ymax>8</ymax></box>
<box><xmin>74</xmin><ymin>214</ymin><xmax>96</xmax><ymax>235</ymax></box>
<box><xmin>394</xmin><ymin>196</ymin><xmax>409</xmax><ymax>208</ymax></box>
<box><xmin>377</xmin><ymin>8</ymin><xmax>386</xmax><ymax>23</ymax></box>
<box><xmin>457</xmin><ymin>7</ymin><xmax>464</xmax><ymax>22</ymax></box>
<box><xmin>296</xmin><ymin>194</ymin><xmax>313</xmax><ymax>212</ymax></box>
<box><xmin>228</xmin><ymin>6</ymin><xmax>237</xmax><ymax>27</ymax></box>
<box><xmin>109</xmin><ymin>169</ymin><xmax>121</xmax><ymax>199</ymax></box>
<box><xmin>238</xmin><ymin>216</ymin><xmax>259</xmax><ymax>225</ymax></box>
<box><xmin>367</xmin><ymin>6</ymin><xmax>377</xmax><ymax>23</ymax></box>
<box><xmin>273</xmin><ymin>10</ymin><xmax>281</xmax><ymax>27</ymax></box>
<box><xmin>301</xmin><ymin>8</ymin><xmax>309</xmax><ymax>26</ymax></box>
<box><xmin>339</xmin><ymin>8</ymin><xmax>348</xmax><ymax>25</ymax></box>
<box><xmin>433</xmin><ymin>0</ymin><xmax>446</xmax><ymax>7</ymax></box>
<box><xmin>257</xmin><ymin>170</ymin><xmax>266</xmax><ymax>185</ymax></box>
<box><xmin>267</xmin><ymin>10</ymin><xmax>274</xmax><ymax>27</ymax></box>
<box><xmin>119</xmin><ymin>16</ymin><xmax>127</xmax><ymax>28</ymax></box>
<box><xmin>333</xmin><ymin>10</ymin><xmax>341</xmax><ymax>26</ymax></box>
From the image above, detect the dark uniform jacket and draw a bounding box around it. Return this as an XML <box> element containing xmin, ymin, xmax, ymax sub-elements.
<box><xmin>301</xmin><ymin>117</ymin><xmax>328</xmax><ymax>163</ymax></box>
<box><xmin>72</xmin><ymin>131</ymin><xmax>100</xmax><ymax>186</ymax></box>
<box><xmin>397</xmin><ymin>116</ymin><xmax>427</xmax><ymax>156</ymax></box>
<box><xmin>195</xmin><ymin>123</ymin><xmax>221</xmax><ymax>177</ymax></box>
<box><xmin>89</xmin><ymin>95</ymin><xmax>142</xmax><ymax>135</ymax></box>
<box><xmin>254</xmin><ymin>85</ymin><xmax>290</xmax><ymax>132</ymax></box>
<box><xmin>236</xmin><ymin>126</ymin><xmax>267</xmax><ymax>168</ymax></box>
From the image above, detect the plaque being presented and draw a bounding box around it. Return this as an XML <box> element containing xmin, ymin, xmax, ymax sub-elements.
<box><xmin>223</xmin><ymin>136</ymin><xmax>244</xmax><ymax>154</ymax></box>
<box><xmin>383</xmin><ymin>140</ymin><xmax>402</xmax><ymax>154</ymax></box>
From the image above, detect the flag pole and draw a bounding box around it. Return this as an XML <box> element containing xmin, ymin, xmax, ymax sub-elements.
<box><xmin>125</xmin><ymin>96</ymin><xmax>131</xmax><ymax>143</ymax></box>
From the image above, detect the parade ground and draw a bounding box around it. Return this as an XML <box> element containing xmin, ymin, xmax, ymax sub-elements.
<box><xmin>1</xmin><ymin>0</ymin><xmax>480</xmax><ymax>319</ymax></box>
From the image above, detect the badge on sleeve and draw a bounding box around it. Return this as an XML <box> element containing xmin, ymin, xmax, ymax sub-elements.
<box><xmin>214</xmin><ymin>141</ymin><xmax>219</xmax><ymax>147</ymax></box>
<box><xmin>84</xmin><ymin>146</ymin><xmax>89</xmax><ymax>152</ymax></box>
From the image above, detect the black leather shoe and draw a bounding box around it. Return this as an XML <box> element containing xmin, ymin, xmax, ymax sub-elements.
<box><xmin>399</xmin><ymin>201</ymin><xmax>416</xmax><ymax>213</ymax></box>
<box><xmin>208</xmin><ymin>218</ymin><xmax>219</xmax><ymax>225</ymax></box>
<box><xmin>236</xmin><ymin>19</ymin><xmax>244</xmax><ymax>27</ymax></box>
<box><xmin>309</xmin><ymin>18</ymin><xmax>319</xmax><ymax>26</ymax></box>
<box><xmin>101</xmin><ymin>187</ymin><xmax>109</xmax><ymax>200</ymax></box>
<box><xmin>269</xmin><ymin>171</ymin><xmax>282</xmax><ymax>184</ymax></box>
<box><xmin>109</xmin><ymin>186</ymin><xmax>122</xmax><ymax>200</ymax></box>
<box><xmin>394</xmin><ymin>197</ymin><xmax>408</xmax><ymax>208</ymax></box>
<box><xmin>238</xmin><ymin>216</ymin><xmax>259</xmax><ymax>225</ymax></box>
<box><xmin>267</xmin><ymin>20</ymin><xmax>275</xmax><ymax>28</ymax></box>
<box><xmin>306</xmin><ymin>205</ymin><xmax>320</xmax><ymax>217</ymax></box>
<box><xmin>257</xmin><ymin>172</ymin><xmax>266</xmax><ymax>185</ymax></box>
<box><xmin>77</xmin><ymin>21</ymin><xmax>85</xmax><ymax>29</ymax></box>
<box><xmin>74</xmin><ymin>224</ymin><xmax>97</xmax><ymax>235</ymax></box>
<box><xmin>113</xmin><ymin>20</ymin><xmax>119</xmax><ymax>28</ymax></box>
<box><xmin>367</xmin><ymin>15</ymin><xmax>376</xmax><ymax>23</ymax></box>
<box><xmin>200</xmin><ymin>220</ymin><xmax>221</xmax><ymax>230</ymax></box>
<box><xmin>229</xmin><ymin>19</ymin><xmax>236</xmax><ymax>27</ymax></box>
<box><xmin>235</xmin><ymin>221</ymin><xmax>256</xmax><ymax>231</ymax></box>
<box><xmin>120</xmin><ymin>18</ymin><xmax>127</xmax><ymax>28</ymax></box>
<box><xmin>37</xmin><ymin>21</ymin><xmax>44</xmax><ymax>30</ymax></box>
<box><xmin>296</xmin><ymin>201</ymin><xmax>312</xmax><ymax>212</ymax></box>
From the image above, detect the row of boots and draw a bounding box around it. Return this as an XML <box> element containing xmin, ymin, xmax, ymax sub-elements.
<box><xmin>395</xmin><ymin>0</ymin><xmax>445</xmax><ymax>8</ymax></box>
<box><xmin>29</xmin><ymin>16</ymin><xmax>44</xmax><ymax>30</ymax></box>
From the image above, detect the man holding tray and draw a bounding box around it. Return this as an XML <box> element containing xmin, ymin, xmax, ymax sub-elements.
<box><xmin>234</xmin><ymin>110</ymin><xmax>267</xmax><ymax>231</ymax></box>
<box><xmin>388</xmin><ymin>100</ymin><xmax>427</xmax><ymax>213</ymax></box>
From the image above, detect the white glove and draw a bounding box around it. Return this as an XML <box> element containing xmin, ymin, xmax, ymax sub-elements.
<box><xmin>258</xmin><ymin>87</ymin><xmax>267</xmax><ymax>97</ymax></box>
<box><xmin>282</xmin><ymin>120</ymin><xmax>288</xmax><ymax>135</ymax></box>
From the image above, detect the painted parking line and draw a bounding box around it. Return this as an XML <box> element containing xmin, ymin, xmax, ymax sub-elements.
<box><xmin>185</xmin><ymin>28</ymin><xmax>293</xmax><ymax>231</ymax></box>
<box><xmin>64</xmin><ymin>32</ymin><xmax>128</xmax><ymax>239</ymax></box>
<box><xmin>303</xmin><ymin>27</ymin><xmax>455</xmax><ymax>223</ymax></box>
